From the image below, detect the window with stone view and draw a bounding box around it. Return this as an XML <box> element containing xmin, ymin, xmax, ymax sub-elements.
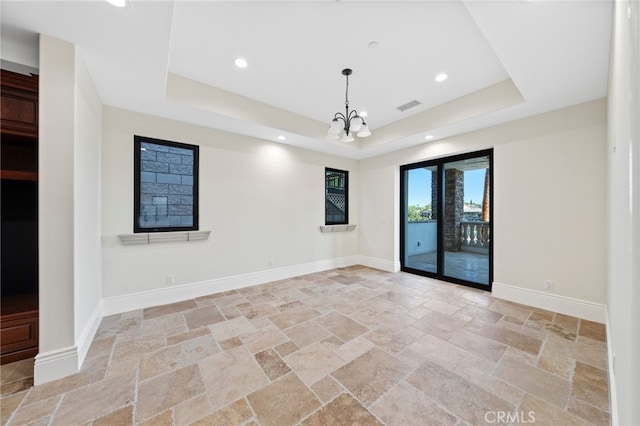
<box><xmin>134</xmin><ymin>136</ymin><xmax>199</xmax><ymax>232</ymax></box>
<box><xmin>325</xmin><ymin>168</ymin><xmax>348</xmax><ymax>225</ymax></box>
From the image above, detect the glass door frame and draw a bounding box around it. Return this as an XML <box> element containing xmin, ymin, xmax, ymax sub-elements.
<box><xmin>400</xmin><ymin>149</ymin><xmax>493</xmax><ymax>291</ymax></box>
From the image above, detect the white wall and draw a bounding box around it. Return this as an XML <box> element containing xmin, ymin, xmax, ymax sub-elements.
<box><xmin>101</xmin><ymin>107</ymin><xmax>359</xmax><ymax>305</ymax></box>
<box><xmin>606</xmin><ymin>0</ymin><xmax>640</xmax><ymax>424</ymax></box>
<box><xmin>360</xmin><ymin>99</ymin><xmax>608</xmax><ymax>310</ymax></box>
<box><xmin>73</xmin><ymin>51</ymin><xmax>103</xmax><ymax>359</ymax></box>
<box><xmin>36</xmin><ymin>35</ymin><xmax>103</xmax><ymax>385</ymax></box>
<box><xmin>37</xmin><ymin>35</ymin><xmax>77</xmax><ymax>384</ymax></box>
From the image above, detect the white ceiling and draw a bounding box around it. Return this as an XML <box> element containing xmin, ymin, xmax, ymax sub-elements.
<box><xmin>1</xmin><ymin>0</ymin><xmax>612</xmax><ymax>159</ymax></box>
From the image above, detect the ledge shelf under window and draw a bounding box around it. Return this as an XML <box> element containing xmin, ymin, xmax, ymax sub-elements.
<box><xmin>118</xmin><ymin>230</ymin><xmax>211</xmax><ymax>245</ymax></box>
<box><xmin>319</xmin><ymin>224</ymin><xmax>357</xmax><ymax>233</ymax></box>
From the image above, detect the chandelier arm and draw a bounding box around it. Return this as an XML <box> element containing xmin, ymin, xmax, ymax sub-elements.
<box><xmin>333</xmin><ymin>112</ymin><xmax>347</xmax><ymax>121</ymax></box>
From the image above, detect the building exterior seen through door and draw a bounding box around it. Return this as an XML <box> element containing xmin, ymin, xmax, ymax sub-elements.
<box><xmin>400</xmin><ymin>149</ymin><xmax>492</xmax><ymax>290</ymax></box>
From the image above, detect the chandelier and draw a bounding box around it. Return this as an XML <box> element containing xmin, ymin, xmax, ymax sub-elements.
<box><xmin>327</xmin><ymin>68</ymin><xmax>371</xmax><ymax>143</ymax></box>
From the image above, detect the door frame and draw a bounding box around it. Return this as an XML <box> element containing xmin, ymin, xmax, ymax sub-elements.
<box><xmin>399</xmin><ymin>149</ymin><xmax>494</xmax><ymax>291</ymax></box>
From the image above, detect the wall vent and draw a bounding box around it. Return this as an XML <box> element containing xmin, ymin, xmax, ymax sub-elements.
<box><xmin>396</xmin><ymin>99</ymin><xmax>421</xmax><ymax>112</ymax></box>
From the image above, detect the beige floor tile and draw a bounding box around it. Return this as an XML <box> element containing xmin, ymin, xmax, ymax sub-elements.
<box><xmin>334</xmin><ymin>336</ymin><xmax>376</xmax><ymax>363</ymax></box>
<box><xmin>1</xmin><ymin>390</ymin><xmax>27</xmax><ymax>424</ymax></box>
<box><xmin>198</xmin><ymin>346</ymin><xmax>269</xmax><ymax>411</ymax></box>
<box><xmin>240</xmin><ymin>327</ymin><xmax>289</xmax><ymax>354</ymax></box>
<box><xmin>284</xmin><ymin>320</ymin><xmax>331</xmax><ymax>348</ymax></box>
<box><xmin>191</xmin><ymin>398</ymin><xmax>253</xmax><ymax>426</ymax></box>
<box><xmin>371</xmin><ymin>380</ymin><xmax>457</xmax><ymax>426</ymax></box>
<box><xmin>85</xmin><ymin>336</ymin><xmax>116</xmax><ymax>360</ymax></box>
<box><xmin>465</xmin><ymin>318</ymin><xmax>543</xmax><ymax>355</ymax></box>
<box><xmin>183</xmin><ymin>305</ymin><xmax>225</xmax><ymax>330</ymax></box>
<box><xmin>136</xmin><ymin>409</ymin><xmax>173</xmax><ymax>426</ymax></box>
<box><xmin>449</xmin><ymin>330</ymin><xmax>507</xmax><ymax>362</ymax></box>
<box><xmin>493</xmin><ymin>352</ymin><xmax>571</xmax><ymax>408</ymax></box>
<box><xmin>254</xmin><ymin>348</ymin><xmax>291</xmax><ymax>381</ymax></box>
<box><xmin>567</xmin><ymin>396</ymin><xmax>610</xmax><ymax>426</ymax></box>
<box><xmin>166</xmin><ymin>326</ymin><xmax>211</xmax><ymax>346</ymax></box>
<box><xmin>7</xmin><ymin>393</ymin><xmax>62</xmax><ymax>425</ymax></box>
<box><xmin>143</xmin><ymin>299</ymin><xmax>197</xmax><ymax>320</ymax></box>
<box><xmin>52</xmin><ymin>373</ymin><xmax>135</xmax><ymax>425</ymax></box>
<box><xmin>92</xmin><ymin>405</ymin><xmax>133</xmax><ymax>425</ymax></box>
<box><xmin>365</xmin><ymin>325</ymin><xmax>424</xmax><ymax>354</ymax></box>
<box><xmin>269</xmin><ymin>305</ymin><xmax>321</xmax><ymax>330</ymax></box>
<box><xmin>331</xmin><ymin>348</ymin><xmax>411</xmax><ymax>406</ymax></box>
<box><xmin>315</xmin><ymin>311</ymin><xmax>369</xmax><ymax>342</ymax></box>
<box><xmin>578</xmin><ymin>319</ymin><xmax>607</xmax><ymax>342</ymax></box>
<box><xmin>285</xmin><ymin>342</ymin><xmax>346</xmax><ymax>385</ymax></box>
<box><xmin>274</xmin><ymin>340</ymin><xmax>299</xmax><ymax>357</ymax></box>
<box><xmin>24</xmin><ymin>355</ymin><xmax>109</xmax><ymax>404</ymax></box>
<box><xmin>572</xmin><ymin>361</ymin><xmax>609</xmax><ymax>412</ymax></box>
<box><xmin>302</xmin><ymin>393</ymin><xmax>382</xmax><ymax>426</ymax></box>
<box><xmin>1</xmin><ymin>267</ymin><xmax>609</xmax><ymax>426</ymax></box>
<box><xmin>310</xmin><ymin>376</ymin><xmax>343</xmax><ymax>403</ymax></box>
<box><xmin>397</xmin><ymin>333</ymin><xmax>469</xmax><ymax>371</ymax></box>
<box><xmin>136</xmin><ymin>364</ymin><xmax>204</xmax><ymax>422</ymax></box>
<box><xmin>412</xmin><ymin>310</ymin><xmax>469</xmax><ymax>341</ymax></box>
<box><xmin>173</xmin><ymin>393</ymin><xmax>213</xmax><ymax>425</ymax></box>
<box><xmin>537</xmin><ymin>346</ymin><xmax>575</xmax><ymax>380</ymax></box>
<box><xmin>247</xmin><ymin>373</ymin><xmax>320</xmax><ymax>426</ymax></box>
<box><xmin>519</xmin><ymin>394</ymin><xmax>592</xmax><ymax>425</ymax></box>
<box><xmin>139</xmin><ymin>334</ymin><xmax>219</xmax><ymax>380</ymax></box>
<box><xmin>459</xmin><ymin>304</ymin><xmax>504</xmax><ymax>323</ymax></box>
<box><xmin>406</xmin><ymin>360</ymin><xmax>513</xmax><ymax>425</ymax></box>
<box><xmin>209</xmin><ymin>315</ymin><xmax>257</xmax><ymax>341</ymax></box>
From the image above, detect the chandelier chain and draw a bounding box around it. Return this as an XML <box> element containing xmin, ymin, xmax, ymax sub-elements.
<box><xmin>345</xmin><ymin>73</ymin><xmax>349</xmax><ymax>108</ymax></box>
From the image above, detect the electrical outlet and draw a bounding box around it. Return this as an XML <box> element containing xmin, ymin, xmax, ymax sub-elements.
<box><xmin>166</xmin><ymin>274</ymin><xmax>175</xmax><ymax>285</ymax></box>
<box><xmin>417</xmin><ymin>241</ymin><xmax>421</xmax><ymax>247</ymax></box>
<box><xmin>268</xmin><ymin>259</ymin><xmax>274</xmax><ymax>267</ymax></box>
<box><xmin>544</xmin><ymin>280</ymin><xmax>553</xmax><ymax>290</ymax></box>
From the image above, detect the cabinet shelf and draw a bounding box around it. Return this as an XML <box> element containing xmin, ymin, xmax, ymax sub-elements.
<box><xmin>1</xmin><ymin>170</ymin><xmax>38</xmax><ymax>181</ymax></box>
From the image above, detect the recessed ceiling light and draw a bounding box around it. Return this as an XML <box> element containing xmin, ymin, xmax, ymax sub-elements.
<box><xmin>425</xmin><ymin>135</ymin><xmax>434</xmax><ymax>140</ymax></box>
<box><xmin>105</xmin><ymin>0</ymin><xmax>127</xmax><ymax>7</ymax></box>
<box><xmin>360</xmin><ymin>111</ymin><xmax>368</xmax><ymax>117</ymax></box>
<box><xmin>277</xmin><ymin>135</ymin><xmax>286</xmax><ymax>141</ymax></box>
<box><xmin>368</xmin><ymin>41</ymin><xmax>379</xmax><ymax>49</ymax></box>
<box><xmin>234</xmin><ymin>58</ymin><xmax>248</xmax><ymax>69</ymax></box>
<box><xmin>435</xmin><ymin>73</ymin><xmax>448</xmax><ymax>82</ymax></box>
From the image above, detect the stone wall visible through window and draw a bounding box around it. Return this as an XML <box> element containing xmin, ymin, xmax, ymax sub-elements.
<box><xmin>134</xmin><ymin>136</ymin><xmax>199</xmax><ymax>232</ymax></box>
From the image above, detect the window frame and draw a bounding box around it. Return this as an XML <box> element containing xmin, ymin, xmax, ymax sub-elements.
<box><xmin>325</xmin><ymin>167</ymin><xmax>349</xmax><ymax>225</ymax></box>
<box><xmin>133</xmin><ymin>135</ymin><xmax>199</xmax><ymax>233</ymax></box>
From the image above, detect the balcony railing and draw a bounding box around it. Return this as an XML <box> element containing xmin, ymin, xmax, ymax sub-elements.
<box><xmin>459</xmin><ymin>221</ymin><xmax>490</xmax><ymax>253</ymax></box>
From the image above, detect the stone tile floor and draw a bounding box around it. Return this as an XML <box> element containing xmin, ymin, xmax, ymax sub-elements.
<box><xmin>1</xmin><ymin>266</ymin><xmax>609</xmax><ymax>425</ymax></box>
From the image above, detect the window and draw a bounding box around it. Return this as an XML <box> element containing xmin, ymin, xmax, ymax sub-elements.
<box><xmin>134</xmin><ymin>135</ymin><xmax>199</xmax><ymax>233</ymax></box>
<box><xmin>325</xmin><ymin>168</ymin><xmax>348</xmax><ymax>225</ymax></box>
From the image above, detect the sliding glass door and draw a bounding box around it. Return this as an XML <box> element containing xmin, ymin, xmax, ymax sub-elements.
<box><xmin>401</xmin><ymin>150</ymin><xmax>492</xmax><ymax>289</ymax></box>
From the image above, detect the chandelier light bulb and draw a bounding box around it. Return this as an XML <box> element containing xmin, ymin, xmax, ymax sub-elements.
<box><xmin>340</xmin><ymin>133</ymin><xmax>355</xmax><ymax>143</ymax></box>
<box><xmin>357</xmin><ymin>124</ymin><xmax>371</xmax><ymax>138</ymax></box>
<box><xmin>349</xmin><ymin>116</ymin><xmax>363</xmax><ymax>132</ymax></box>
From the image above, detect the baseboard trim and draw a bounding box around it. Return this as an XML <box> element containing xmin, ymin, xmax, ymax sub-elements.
<box><xmin>605</xmin><ymin>307</ymin><xmax>619</xmax><ymax>425</ymax></box>
<box><xmin>34</xmin><ymin>345</ymin><xmax>78</xmax><ymax>385</ymax></box>
<box><xmin>102</xmin><ymin>256</ymin><xmax>360</xmax><ymax>315</ymax></box>
<box><xmin>492</xmin><ymin>282</ymin><xmax>606</xmax><ymax>323</ymax></box>
<box><xmin>76</xmin><ymin>301</ymin><xmax>104</xmax><ymax>368</ymax></box>
<box><xmin>358</xmin><ymin>256</ymin><xmax>400</xmax><ymax>272</ymax></box>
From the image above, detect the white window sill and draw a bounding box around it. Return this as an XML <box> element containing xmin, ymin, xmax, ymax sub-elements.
<box><xmin>118</xmin><ymin>230</ymin><xmax>211</xmax><ymax>245</ymax></box>
<box><xmin>319</xmin><ymin>224</ymin><xmax>357</xmax><ymax>233</ymax></box>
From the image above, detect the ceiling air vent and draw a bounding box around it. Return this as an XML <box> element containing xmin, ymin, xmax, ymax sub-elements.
<box><xmin>396</xmin><ymin>99</ymin><xmax>421</xmax><ymax>112</ymax></box>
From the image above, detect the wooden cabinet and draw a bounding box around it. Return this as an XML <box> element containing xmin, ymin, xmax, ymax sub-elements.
<box><xmin>1</xmin><ymin>69</ymin><xmax>39</xmax><ymax>365</ymax></box>
<box><xmin>0</xmin><ymin>296</ymin><xmax>38</xmax><ymax>364</ymax></box>
<box><xmin>1</xmin><ymin>70</ymin><xmax>38</xmax><ymax>138</ymax></box>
